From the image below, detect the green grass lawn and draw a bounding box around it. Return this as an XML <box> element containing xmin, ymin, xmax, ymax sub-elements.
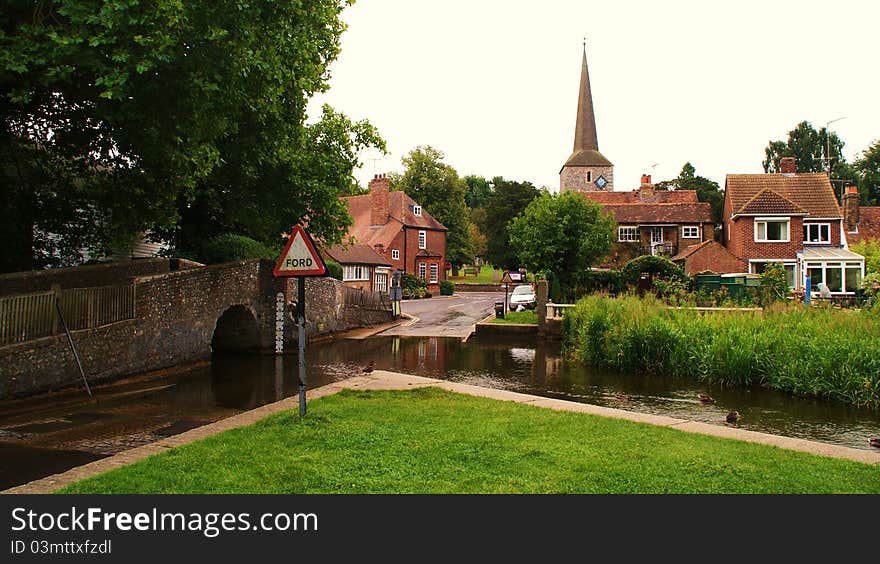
<box><xmin>59</xmin><ymin>388</ymin><xmax>880</xmax><ymax>494</ymax></box>
<box><xmin>448</xmin><ymin>265</ymin><xmax>499</xmax><ymax>284</ymax></box>
<box><xmin>489</xmin><ymin>309</ymin><xmax>538</xmax><ymax>324</ymax></box>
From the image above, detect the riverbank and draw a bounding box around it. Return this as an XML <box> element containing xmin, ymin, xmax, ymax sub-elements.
<box><xmin>9</xmin><ymin>371</ymin><xmax>876</xmax><ymax>494</ymax></box>
<box><xmin>563</xmin><ymin>295</ymin><xmax>880</xmax><ymax>408</ymax></box>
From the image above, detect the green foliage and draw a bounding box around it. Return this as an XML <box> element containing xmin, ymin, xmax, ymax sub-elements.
<box><xmin>759</xmin><ymin>262</ymin><xmax>789</xmax><ymax>306</ymax></box>
<box><xmin>1</xmin><ymin>0</ymin><xmax>382</xmax><ymax>271</ymax></box>
<box><xmin>401</xmin><ymin>273</ymin><xmax>428</xmax><ymax>298</ymax></box>
<box><xmin>850</xmin><ymin>240</ymin><xmax>880</xmax><ymax>275</ymax></box>
<box><xmin>198</xmin><ymin>234</ymin><xmax>275</xmax><ymax>264</ymax></box>
<box><xmin>619</xmin><ymin>255</ymin><xmax>688</xmax><ymax>288</ymax></box>
<box><xmin>325</xmin><ymin>258</ymin><xmax>343</xmax><ymax>281</ymax></box>
<box><xmin>657</xmin><ymin>162</ymin><xmax>724</xmax><ymax>226</ymax></box>
<box><xmin>393</xmin><ymin>146</ymin><xmax>473</xmax><ymax>268</ymax></box>
<box><xmin>508</xmin><ymin>191</ymin><xmax>615</xmax><ymax>296</ymax></box>
<box><xmin>854</xmin><ymin>139</ymin><xmax>880</xmax><ymax>206</ymax></box>
<box><xmin>464</xmin><ymin>175</ymin><xmax>493</xmax><ymax>209</ymax></box>
<box><xmin>762</xmin><ymin>121</ymin><xmax>857</xmax><ymax>195</ymax></box>
<box><xmin>578</xmin><ymin>269</ymin><xmax>623</xmax><ymax>295</ymax></box>
<box><xmin>484</xmin><ymin>177</ymin><xmax>540</xmax><ymax>270</ymax></box>
<box><xmin>439</xmin><ymin>280</ymin><xmax>454</xmax><ymax>296</ymax></box>
<box><xmin>564</xmin><ymin>295</ymin><xmax>880</xmax><ymax>408</ymax></box>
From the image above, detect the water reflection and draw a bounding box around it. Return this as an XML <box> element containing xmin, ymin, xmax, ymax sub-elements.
<box><xmin>310</xmin><ymin>335</ymin><xmax>880</xmax><ymax>452</ymax></box>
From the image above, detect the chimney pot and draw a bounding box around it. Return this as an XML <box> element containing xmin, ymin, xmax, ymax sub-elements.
<box><xmin>369</xmin><ymin>173</ymin><xmax>391</xmax><ymax>226</ymax></box>
<box><xmin>780</xmin><ymin>157</ymin><xmax>797</xmax><ymax>175</ymax></box>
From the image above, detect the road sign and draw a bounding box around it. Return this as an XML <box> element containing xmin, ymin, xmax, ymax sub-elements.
<box><xmin>273</xmin><ymin>225</ymin><xmax>326</xmax><ymax>277</ymax></box>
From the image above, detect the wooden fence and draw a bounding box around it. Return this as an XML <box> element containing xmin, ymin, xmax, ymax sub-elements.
<box><xmin>0</xmin><ymin>285</ymin><xmax>136</xmax><ymax>346</ymax></box>
<box><xmin>343</xmin><ymin>286</ymin><xmax>391</xmax><ymax>312</ymax></box>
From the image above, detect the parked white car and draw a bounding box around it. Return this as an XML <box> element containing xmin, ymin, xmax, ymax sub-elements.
<box><xmin>508</xmin><ymin>284</ymin><xmax>536</xmax><ymax>310</ymax></box>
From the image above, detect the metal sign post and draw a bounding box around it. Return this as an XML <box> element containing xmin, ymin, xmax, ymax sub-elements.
<box><xmin>273</xmin><ymin>225</ymin><xmax>327</xmax><ymax>419</ymax></box>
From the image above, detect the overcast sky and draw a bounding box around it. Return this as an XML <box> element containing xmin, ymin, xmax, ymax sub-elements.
<box><xmin>307</xmin><ymin>0</ymin><xmax>879</xmax><ymax>193</ymax></box>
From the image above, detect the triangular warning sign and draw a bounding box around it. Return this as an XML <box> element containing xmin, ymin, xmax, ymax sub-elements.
<box><xmin>273</xmin><ymin>225</ymin><xmax>327</xmax><ymax>277</ymax></box>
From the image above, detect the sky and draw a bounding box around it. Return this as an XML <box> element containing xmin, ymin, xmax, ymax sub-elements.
<box><xmin>307</xmin><ymin>0</ymin><xmax>879</xmax><ymax>193</ymax></box>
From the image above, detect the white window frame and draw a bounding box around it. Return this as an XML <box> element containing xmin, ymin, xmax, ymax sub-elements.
<box><xmin>803</xmin><ymin>222</ymin><xmax>831</xmax><ymax>244</ymax></box>
<box><xmin>374</xmin><ymin>272</ymin><xmax>388</xmax><ymax>292</ymax></box>
<box><xmin>418</xmin><ymin>262</ymin><xmax>427</xmax><ymax>280</ymax></box>
<box><xmin>342</xmin><ymin>264</ymin><xmax>369</xmax><ymax>281</ymax></box>
<box><xmin>391</xmin><ymin>249</ymin><xmax>400</xmax><ymax>261</ymax></box>
<box><xmin>413</xmin><ymin>205</ymin><xmax>422</xmax><ymax>216</ymax></box>
<box><xmin>681</xmin><ymin>225</ymin><xmax>700</xmax><ymax>239</ymax></box>
<box><xmin>418</xmin><ymin>230</ymin><xmax>427</xmax><ymax>249</ymax></box>
<box><xmin>803</xmin><ymin>261</ymin><xmax>864</xmax><ymax>295</ymax></box>
<box><xmin>754</xmin><ymin>217</ymin><xmax>790</xmax><ymax>243</ymax></box>
<box><xmin>429</xmin><ymin>264</ymin><xmax>438</xmax><ymax>283</ymax></box>
<box><xmin>618</xmin><ymin>226</ymin><xmax>639</xmax><ymax>242</ymax></box>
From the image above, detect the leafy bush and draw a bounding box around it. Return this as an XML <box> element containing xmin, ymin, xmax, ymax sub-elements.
<box><xmin>199</xmin><ymin>234</ymin><xmax>276</xmax><ymax>264</ymax></box>
<box><xmin>402</xmin><ymin>273</ymin><xmax>428</xmax><ymax>298</ymax></box>
<box><xmin>759</xmin><ymin>262</ymin><xmax>789</xmax><ymax>306</ymax></box>
<box><xmin>325</xmin><ymin>258</ymin><xmax>343</xmax><ymax>281</ymax></box>
<box><xmin>851</xmin><ymin>239</ymin><xmax>880</xmax><ymax>275</ymax></box>
<box><xmin>439</xmin><ymin>280</ymin><xmax>454</xmax><ymax>295</ymax></box>
<box><xmin>578</xmin><ymin>269</ymin><xmax>622</xmax><ymax>295</ymax></box>
<box><xmin>564</xmin><ymin>294</ymin><xmax>880</xmax><ymax>408</ymax></box>
<box><xmin>619</xmin><ymin>255</ymin><xmax>688</xmax><ymax>288</ymax></box>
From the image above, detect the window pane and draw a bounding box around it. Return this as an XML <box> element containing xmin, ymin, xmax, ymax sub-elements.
<box><xmin>821</xmin><ymin>225</ymin><xmax>829</xmax><ymax>242</ymax></box>
<box><xmin>784</xmin><ymin>264</ymin><xmax>795</xmax><ymax>288</ymax></box>
<box><xmin>757</xmin><ymin>222</ymin><xmax>766</xmax><ymax>240</ymax></box>
<box><xmin>826</xmin><ymin>266</ymin><xmax>842</xmax><ymax>293</ymax></box>
<box><xmin>845</xmin><ymin>267</ymin><xmax>861</xmax><ymax>292</ymax></box>
<box><xmin>807</xmin><ymin>267</ymin><xmax>823</xmax><ymax>291</ymax></box>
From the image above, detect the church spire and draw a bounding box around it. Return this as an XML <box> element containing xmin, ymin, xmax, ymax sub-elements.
<box><xmin>573</xmin><ymin>44</ymin><xmax>599</xmax><ymax>152</ymax></box>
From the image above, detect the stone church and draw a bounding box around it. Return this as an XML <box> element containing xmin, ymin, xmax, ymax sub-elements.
<box><xmin>559</xmin><ymin>48</ymin><xmax>614</xmax><ymax>192</ymax></box>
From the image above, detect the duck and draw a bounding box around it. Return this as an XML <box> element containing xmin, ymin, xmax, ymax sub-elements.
<box><xmin>698</xmin><ymin>393</ymin><xmax>715</xmax><ymax>404</ymax></box>
<box><xmin>726</xmin><ymin>411</ymin><xmax>741</xmax><ymax>424</ymax></box>
<box><xmin>362</xmin><ymin>361</ymin><xmax>375</xmax><ymax>374</ymax></box>
<box><xmin>870</xmin><ymin>438</ymin><xmax>880</xmax><ymax>449</ymax></box>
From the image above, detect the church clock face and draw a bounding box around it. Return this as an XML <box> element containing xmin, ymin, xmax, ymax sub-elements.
<box><xmin>594</xmin><ymin>175</ymin><xmax>608</xmax><ymax>189</ymax></box>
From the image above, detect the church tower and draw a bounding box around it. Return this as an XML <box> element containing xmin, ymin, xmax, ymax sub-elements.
<box><xmin>560</xmin><ymin>47</ymin><xmax>613</xmax><ymax>192</ymax></box>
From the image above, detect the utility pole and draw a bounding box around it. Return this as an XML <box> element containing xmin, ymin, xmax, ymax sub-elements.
<box><xmin>826</xmin><ymin>116</ymin><xmax>845</xmax><ymax>177</ymax></box>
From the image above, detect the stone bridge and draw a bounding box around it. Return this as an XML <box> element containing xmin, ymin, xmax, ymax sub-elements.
<box><xmin>0</xmin><ymin>258</ymin><xmax>393</xmax><ymax>399</ymax></box>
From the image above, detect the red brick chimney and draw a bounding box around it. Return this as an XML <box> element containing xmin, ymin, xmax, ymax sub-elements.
<box><xmin>370</xmin><ymin>174</ymin><xmax>390</xmax><ymax>225</ymax></box>
<box><xmin>843</xmin><ymin>185</ymin><xmax>860</xmax><ymax>233</ymax></box>
<box><xmin>639</xmin><ymin>174</ymin><xmax>654</xmax><ymax>200</ymax></box>
<box><xmin>780</xmin><ymin>157</ymin><xmax>797</xmax><ymax>175</ymax></box>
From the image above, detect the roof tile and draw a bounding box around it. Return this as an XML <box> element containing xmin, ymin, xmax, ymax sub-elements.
<box><xmin>725</xmin><ymin>173</ymin><xmax>841</xmax><ymax>218</ymax></box>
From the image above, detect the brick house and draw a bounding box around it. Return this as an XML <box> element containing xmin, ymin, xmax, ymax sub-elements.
<box><xmin>723</xmin><ymin>157</ymin><xmax>865</xmax><ymax>295</ymax></box>
<box><xmin>672</xmin><ymin>240</ymin><xmax>745</xmax><ymax>275</ymax></box>
<box><xmin>582</xmin><ymin>175</ymin><xmax>715</xmax><ymax>267</ymax></box>
<box><xmin>322</xmin><ymin>244</ymin><xmax>392</xmax><ymax>293</ymax></box>
<box><xmin>341</xmin><ymin>175</ymin><xmax>447</xmax><ymax>293</ymax></box>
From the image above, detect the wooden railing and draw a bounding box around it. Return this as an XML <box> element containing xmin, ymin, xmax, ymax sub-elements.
<box><xmin>343</xmin><ymin>286</ymin><xmax>391</xmax><ymax>312</ymax></box>
<box><xmin>0</xmin><ymin>285</ymin><xmax>136</xmax><ymax>346</ymax></box>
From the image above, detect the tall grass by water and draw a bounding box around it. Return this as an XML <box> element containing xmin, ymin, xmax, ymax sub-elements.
<box><xmin>563</xmin><ymin>295</ymin><xmax>880</xmax><ymax>408</ymax></box>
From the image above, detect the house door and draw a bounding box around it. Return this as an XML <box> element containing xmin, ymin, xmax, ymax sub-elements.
<box><xmin>650</xmin><ymin>227</ymin><xmax>664</xmax><ymax>255</ymax></box>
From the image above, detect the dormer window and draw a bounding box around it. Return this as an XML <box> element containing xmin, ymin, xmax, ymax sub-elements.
<box><xmin>413</xmin><ymin>205</ymin><xmax>422</xmax><ymax>216</ymax></box>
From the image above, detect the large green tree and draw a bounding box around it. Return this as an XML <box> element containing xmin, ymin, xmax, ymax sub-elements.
<box><xmin>392</xmin><ymin>146</ymin><xmax>473</xmax><ymax>269</ymax></box>
<box><xmin>762</xmin><ymin>121</ymin><xmax>857</xmax><ymax>201</ymax></box>
<box><xmin>1</xmin><ymin>0</ymin><xmax>378</xmax><ymax>272</ymax></box>
<box><xmin>508</xmin><ymin>191</ymin><xmax>615</xmax><ymax>294</ymax></box>
<box><xmin>484</xmin><ymin>177</ymin><xmax>540</xmax><ymax>270</ymax></box>
<box><xmin>854</xmin><ymin>139</ymin><xmax>880</xmax><ymax>206</ymax></box>
<box><xmin>656</xmin><ymin>162</ymin><xmax>724</xmax><ymax>226</ymax></box>
<box><xmin>464</xmin><ymin>175</ymin><xmax>493</xmax><ymax>209</ymax></box>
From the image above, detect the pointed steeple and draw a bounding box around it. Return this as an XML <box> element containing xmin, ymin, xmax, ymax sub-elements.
<box><xmin>573</xmin><ymin>47</ymin><xmax>599</xmax><ymax>153</ymax></box>
<box><xmin>561</xmin><ymin>46</ymin><xmax>612</xmax><ymax>170</ymax></box>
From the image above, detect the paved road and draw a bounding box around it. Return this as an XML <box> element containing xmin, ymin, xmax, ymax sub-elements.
<box><xmin>380</xmin><ymin>291</ymin><xmax>503</xmax><ymax>338</ymax></box>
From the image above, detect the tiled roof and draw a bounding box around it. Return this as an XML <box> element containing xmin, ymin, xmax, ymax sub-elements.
<box><xmin>725</xmin><ymin>173</ymin><xmax>841</xmax><ymax>218</ymax></box>
<box><xmin>583</xmin><ymin>190</ymin><xmax>700</xmax><ymax>205</ymax></box>
<box><xmin>341</xmin><ymin>191</ymin><xmax>446</xmax><ymax>249</ymax></box>
<box><xmin>671</xmin><ymin>240</ymin><xmax>713</xmax><ymax>261</ymax></box>
<box><xmin>847</xmin><ymin>207</ymin><xmax>880</xmax><ymax>243</ymax></box>
<box><xmin>323</xmin><ymin>244</ymin><xmax>392</xmax><ymax>267</ymax></box>
<box><xmin>597</xmin><ymin>202</ymin><xmax>713</xmax><ymax>225</ymax></box>
<box><xmin>737</xmin><ymin>188</ymin><xmax>807</xmax><ymax>216</ymax></box>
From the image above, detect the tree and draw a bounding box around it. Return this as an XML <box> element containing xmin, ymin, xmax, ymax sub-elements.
<box><xmin>508</xmin><ymin>191</ymin><xmax>615</xmax><ymax>295</ymax></box>
<box><xmin>484</xmin><ymin>177</ymin><xmax>540</xmax><ymax>270</ymax></box>
<box><xmin>1</xmin><ymin>0</ymin><xmax>373</xmax><ymax>271</ymax></box>
<box><xmin>762</xmin><ymin>121</ymin><xmax>857</xmax><ymax>200</ymax></box>
<box><xmin>464</xmin><ymin>175</ymin><xmax>493</xmax><ymax>209</ymax></box>
<box><xmin>656</xmin><ymin>162</ymin><xmax>724</xmax><ymax>227</ymax></box>
<box><xmin>392</xmin><ymin>146</ymin><xmax>473</xmax><ymax>269</ymax></box>
<box><xmin>854</xmin><ymin>139</ymin><xmax>880</xmax><ymax>206</ymax></box>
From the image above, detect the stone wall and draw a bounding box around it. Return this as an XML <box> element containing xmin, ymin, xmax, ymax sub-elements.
<box><xmin>0</xmin><ymin>259</ymin><xmax>392</xmax><ymax>399</ymax></box>
<box><xmin>560</xmin><ymin>165</ymin><xmax>614</xmax><ymax>193</ymax></box>
<box><xmin>0</xmin><ymin>258</ymin><xmax>202</xmax><ymax>296</ymax></box>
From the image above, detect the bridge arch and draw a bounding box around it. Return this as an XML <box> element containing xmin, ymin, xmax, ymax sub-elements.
<box><xmin>211</xmin><ymin>304</ymin><xmax>261</xmax><ymax>354</ymax></box>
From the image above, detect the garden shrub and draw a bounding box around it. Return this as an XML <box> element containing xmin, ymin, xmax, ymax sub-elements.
<box><xmin>199</xmin><ymin>234</ymin><xmax>276</xmax><ymax>264</ymax></box>
<box><xmin>439</xmin><ymin>280</ymin><xmax>454</xmax><ymax>295</ymax></box>
<box><xmin>325</xmin><ymin>258</ymin><xmax>343</xmax><ymax>281</ymax></box>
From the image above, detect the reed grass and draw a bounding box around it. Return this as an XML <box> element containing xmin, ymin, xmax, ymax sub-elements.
<box><xmin>563</xmin><ymin>295</ymin><xmax>880</xmax><ymax>408</ymax></box>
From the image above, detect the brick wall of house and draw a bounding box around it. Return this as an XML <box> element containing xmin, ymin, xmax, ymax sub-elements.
<box><xmin>680</xmin><ymin>242</ymin><xmax>746</xmax><ymax>275</ymax></box>
<box><xmin>730</xmin><ymin>217</ymin><xmax>806</xmax><ymax>261</ymax></box>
